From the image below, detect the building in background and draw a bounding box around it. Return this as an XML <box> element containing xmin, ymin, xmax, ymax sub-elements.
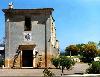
<box><xmin>2</xmin><ymin>3</ymin><xmax>59</xmax><ymax>68</ymax></box>
<box><xmin>0</xmin><ymin>46</ymin><xmax>4</xmax><ymax>67</ymax></box>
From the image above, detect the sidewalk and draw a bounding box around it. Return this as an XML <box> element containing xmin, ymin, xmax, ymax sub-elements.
<box><xmin>0</xmin><ymin>63</ymin><xmax>91</xmax><ymax>76</ymax></box>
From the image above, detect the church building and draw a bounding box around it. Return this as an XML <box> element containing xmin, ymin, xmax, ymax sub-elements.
<box><xmin>2</xmin><ymin>3</ymin><xmax>59</xmax><ymax>68</ymax></box>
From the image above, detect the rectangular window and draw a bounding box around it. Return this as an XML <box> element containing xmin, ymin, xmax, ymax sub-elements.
<box><xmin>24</xmin><ymin>17</ymin><xmax>31</xmax><ymax>31</ymax></box>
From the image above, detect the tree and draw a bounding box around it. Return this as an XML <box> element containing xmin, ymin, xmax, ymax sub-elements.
<box><xmin>0</xmin><ymin>37</ymin><xmax>5</xmax><ymax>66</ymax></box>
<box><xmin>65</xmin><ymin>41</ymin><xmax>100</xmax><ymax>63</ymax></box>
<box><xmin>65</xmin><ymin>45</ymin><xmax>79</xmax><ymax>56</ymax></box>
<box><xmin>51</xmin><ymin>56</ymin><xmax>75</xmax><ymax>74</ymax></box>
<box><xmin>59</xmin><ymin>56</ymin><xmax>75</xmax><ymax>70</ymax></box>
<box><xmin>81</xmin><ymin>43</ymin><xmax>98</xmax><ymax>62</ymax></box>
<box><xmin>0</xmin><ymin>37</ymin><xmax>5</xmax><ymax>47</ymax></box>
<box><xmin>97</xmin><ymin>49</ymin><xmax>100</xmax><ymax>56</ymax></box>
<box><xmin>60</xmin><ymin>52</ymin><xmax>65</xmax><ymax>56</ymax></box>
<box><xmin>76</xmin><ymin>44</ymin><xmax>85</xmax><ymax>56</ymax></box>
<box><xmin>88</xmin><ymin>41</ymin><xmax>96</xmax><ymax>45</ymax></box>
<box><xmin>86</xmin><ymin>61</ymin><xmax>100</xmax><ymax>74</ymax></box>
<box><xmin>97</xmin><ymin>41</ymin><xmax>100</xmax><ymax>48</ymax></box>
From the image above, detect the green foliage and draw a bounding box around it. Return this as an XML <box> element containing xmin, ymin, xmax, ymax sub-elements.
<box><xmin>82</xmin><ymin>43</ymin><xmax>98</xmax><ymax>62</ymax></box>
<box><xmin>60</xmin><ymin>52</ymin><xmax>65</xmax><ymax>56</ymax></box>
<box><xmin>0</xmin><ymin>60</ymin><xmax>3</xmax><ymax>67</ymax></box>
<box><xmin>97</xmin><ymin>49</ymin><xmax>100</xmax><ymax>57</ymax></box>
<box><xmin>51</xmin><ymin>57</ymin><xmax>60</xmax><ymax>68</ymax></box>
<box><xmin>76</xmin><ymin>44</ymin><xmax>85</xmax><ymax>55</ymax></box>
<box><xmin>65</xmin><ymin>41</ymin><xmax>100</xmax><ymax>63</ymax></box>
<box><xmin>65</xmin><ymin>45</ymin><xmax>79</xmax><ymax>56</ymax></box>
<box><xmin>51</xmin><ymin>56</ymin><xmax>75</xmax><ymax>70</ymax></box>
<box><xmin>43</xmin><ymin>69</ymin><xmax>55</xmax><ymax>77</ymax></box>
<box><xmin>0</xmin><ymin>58</ymin><xmax>4</xmax><ymax>67</ymax></box>
<box><xmin>59</xmin><ymin>56</ymin><xmax>75</xmax><ymax>70</ymax></box>
<box><xmin>86</xmin><ymin>61</ymin><xmax>100</xmax><ymax>74</ymax></box>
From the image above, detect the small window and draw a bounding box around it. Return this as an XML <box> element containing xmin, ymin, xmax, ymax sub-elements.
<box><xmin>24</xmin><ymin>17</ymin><xmax>31</xmax><ymax>31</ymax></box>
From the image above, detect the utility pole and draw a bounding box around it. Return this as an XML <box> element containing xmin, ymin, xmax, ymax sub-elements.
<box><xmin>70</xmin><ymin>51</ymin><xmax>71</xmax><ymax>58</ymax></box>
<box><xmin>45</xmin><ymin>9</ymin><xmax>47</xmax><ymax>68</ymax></box>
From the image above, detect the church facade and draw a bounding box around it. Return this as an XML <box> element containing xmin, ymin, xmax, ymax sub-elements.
<box><xmin>2</xmin><ymin>4</ymin><xmax>59</xmax><ymax>68</ymax></box>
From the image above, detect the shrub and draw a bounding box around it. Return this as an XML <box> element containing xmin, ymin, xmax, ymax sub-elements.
<box><xmin>59</xmin><ymin>56</ymin><xmax>75</xmax><ymax>70</ymax></box>
<box><xmin>51</xmin><ymin>56</ymin><xmax>75</xmax><ymax>74</ymax></box>
<box><xmin>51</xmin><ymin>57</ymin><xmax>60</xmax><ymax>68</ymax></box>
<box><xmin>86</xmin><ymin>61</ymin><xmax>100</xmax><ymax>74</ymax></box>
<box><xmin>80</xmin><ymin>57</ymin><xmax>94</xmax><ymax>63</ymax></box>
<box><xmin>43</xmin><ymin>69</ymin><xmax>55</xmax><ymax>77</ymax></box>
<box><xmin>51</xmin><ymin>56</ymin><xmax>75</xmax><ymax>70</ymax></box>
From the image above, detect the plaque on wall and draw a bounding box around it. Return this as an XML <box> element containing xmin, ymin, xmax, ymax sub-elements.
<box><xmin>24</xmin><ymin>33</ymin><xmax>32</xmax><ymax>41</ymax></box>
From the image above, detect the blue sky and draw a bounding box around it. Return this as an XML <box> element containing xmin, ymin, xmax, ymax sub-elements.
<box><xmin>0</xmin><ymin>0</ymin><xmax>100</xmax><ymax>51</ymax></box>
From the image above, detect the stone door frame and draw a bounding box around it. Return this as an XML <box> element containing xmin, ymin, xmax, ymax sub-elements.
<box><xmin>19</xmin><ymin>45</ymin><xmax>36</xmax><ymax>68</ymax></box>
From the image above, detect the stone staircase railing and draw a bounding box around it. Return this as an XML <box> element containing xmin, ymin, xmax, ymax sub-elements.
<box><xmin>11</xmin><ymin>49</ymin><xmax>21</xmax><ymax>68</ymax></box>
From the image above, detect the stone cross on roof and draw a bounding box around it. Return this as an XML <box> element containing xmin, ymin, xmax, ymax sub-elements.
<box><xmin>8</xmin><ymin>2</ymin><xmax>13</xmax><ymax>9</ymax></box>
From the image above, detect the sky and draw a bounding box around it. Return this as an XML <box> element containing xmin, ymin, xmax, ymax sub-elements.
<box><xmin>0</xmin><ymin>0</ymin><xmax>100</xmax><ymax>51</ymax></box>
